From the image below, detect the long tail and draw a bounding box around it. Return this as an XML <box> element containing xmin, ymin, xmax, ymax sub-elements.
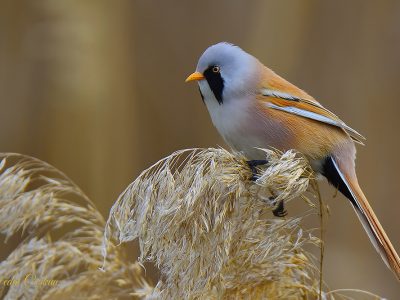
<box><xmin>322</xmin><ymin>156</ymin><xmax>400</xmax><ymax>280</ymax></box>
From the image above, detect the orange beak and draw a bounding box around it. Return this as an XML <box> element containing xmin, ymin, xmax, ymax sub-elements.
<box><xmin>185</xmin><ymin>72</ymin><xmax>205</xmax><ymax>82</ymax></box>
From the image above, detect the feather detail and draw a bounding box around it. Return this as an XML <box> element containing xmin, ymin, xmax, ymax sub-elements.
<box><xmin>260</xmin><ymin>88</ymin><xmax>365</xmax><ymax>145</ymax></box>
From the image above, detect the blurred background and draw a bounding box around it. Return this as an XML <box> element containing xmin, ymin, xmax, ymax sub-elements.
<box><xmin>1</xmin><ymin>0</ymin><xmax>400</xmax><ymax>297</ymax></box>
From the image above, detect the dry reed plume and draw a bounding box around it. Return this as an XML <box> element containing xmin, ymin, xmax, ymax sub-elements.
<box><xmin>0</xmin><ymin>154</ymin><xmax>151</xmax><ymax>300</ymax></box>
<box><xmin>0</xmin><ymin>149</ymin><xmax>381</xmax><ymax>299</ymax></box>
<box><xmin>103</xmin><ymin>148</ymin><xmax>318</xmax><ymax>299</ymax></box>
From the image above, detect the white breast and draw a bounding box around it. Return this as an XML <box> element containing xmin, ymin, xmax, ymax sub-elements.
<box><xmin>198</xmin><ymin>81</ymin><xmax>290</xmax><ymax>160</ymax></box>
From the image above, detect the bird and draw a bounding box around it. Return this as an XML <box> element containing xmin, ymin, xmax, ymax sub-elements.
<box><xmin>185</xmin><ymin>42</ymin><xmax>400</xmax><ymax>280</ymax></box>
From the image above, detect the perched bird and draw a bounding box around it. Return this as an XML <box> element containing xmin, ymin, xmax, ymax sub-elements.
<box><xmin>186</xmin><ymin>42</ymin><xmax>400</xmax><ymax>280</ymax></box>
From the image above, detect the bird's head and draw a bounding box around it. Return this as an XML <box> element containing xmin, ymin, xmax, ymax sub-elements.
<box><xmin>186</xmin><ymin>42</ymin><xmax>260</xmax><ymax>105</ymax></box>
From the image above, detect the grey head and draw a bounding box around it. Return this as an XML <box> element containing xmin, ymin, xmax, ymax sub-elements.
<box><xmin>191</xmin><ymin>42</ymin><xmax>260</xmax><ymax>105</ymax></box>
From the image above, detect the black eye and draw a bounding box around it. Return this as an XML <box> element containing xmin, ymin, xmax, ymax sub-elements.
<box><xmin>212</xmin><ymin>66</ymin><xmax>220</xmax><ymax>73</ymax></box>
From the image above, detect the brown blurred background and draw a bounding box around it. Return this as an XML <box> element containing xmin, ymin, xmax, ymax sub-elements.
<box><xmin>1</xmin><ymin>0</ymin><xmax>400</xmax><ymax>297</ymax></box>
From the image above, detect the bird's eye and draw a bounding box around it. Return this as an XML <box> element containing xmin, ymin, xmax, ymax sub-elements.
<box><xmin>212</xmin><ymin>66</ymin><xmax>220</xmax><ymax>73</ymax></box>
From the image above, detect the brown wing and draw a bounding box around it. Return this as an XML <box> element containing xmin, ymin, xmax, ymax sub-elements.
<box><xmin>258</xmin><ymin>70</ymin><xmax>365</xmax><ymax>144</ymax></box>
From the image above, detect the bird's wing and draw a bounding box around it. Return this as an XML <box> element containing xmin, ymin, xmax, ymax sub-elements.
<box><xmin>260</xmin><ymin>88</ymin><xmax>365</xmax><ymax>144</ymax></box>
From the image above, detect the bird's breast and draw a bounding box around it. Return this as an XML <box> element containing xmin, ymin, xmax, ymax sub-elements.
<box><xmin>201</xmin><ymin>90</ymin><xmax>293</xmax><ymax>160</ymax></box>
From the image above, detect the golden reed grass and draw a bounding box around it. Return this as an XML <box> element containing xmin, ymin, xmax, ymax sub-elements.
<box><xmin>0</xmin><ymin>154</ymin><xmax>151</xmax><ymax>300</ymax></box>
<box><xmin>0</xmin><ymin>150</ymin><xmax>381</xmax><ymax>299</ymax></box>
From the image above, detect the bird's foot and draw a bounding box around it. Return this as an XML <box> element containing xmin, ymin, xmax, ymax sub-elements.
<box><xmin>271</xmin><ymin>197</ymin><xmax>287</xmax><ymax>218</ymax></box>
<box><xmin>247</xmin><ymin>160</ymin><xmax>268</xmax><ymax>181</ymax></box>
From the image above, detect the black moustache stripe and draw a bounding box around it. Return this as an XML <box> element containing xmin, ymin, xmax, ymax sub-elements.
<box><xmin>198</xmin><ymin>87</ymin><xmax>205</xmax><ymax>103</ymax></box>
<box><xmin>203</xmin><ymin>66</ymin><xmax>224</xmax><ymax>105</ymax></box>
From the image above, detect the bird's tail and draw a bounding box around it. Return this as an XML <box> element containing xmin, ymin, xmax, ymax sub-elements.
<box><xmin>324</xmin><ymin>156</ymin><xmax>400</xmax><ymax>280</ymax></box>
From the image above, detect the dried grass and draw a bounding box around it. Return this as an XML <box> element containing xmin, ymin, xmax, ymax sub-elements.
<box><xmin>103</xmin><ymin>148</ymin><xmax>375</xmax><ymax>299</ymax></box>
<box><xmin>0</xmin><ymin>154</ymin><xmax>151</xmax><ymax>300</ymax></box>
<box><xmin>0</xmin><ymin>149</ymin><xmax>382</xmax><ymax>299</ymax></box>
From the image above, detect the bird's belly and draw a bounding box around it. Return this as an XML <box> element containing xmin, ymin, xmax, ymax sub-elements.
<box><xmin>222</xmin><ymin>124</ymin><xmax>293</xmax><ymax>160</ymax></box>
<box><xmin>205</xmin><ymin>98</ymin><xmax>293</xmax><ymax>160</ymax></box>
<box><xmin>223</xmin><ymin>133</ymin><xmax>273</xmax><ymax>160</ymax></box>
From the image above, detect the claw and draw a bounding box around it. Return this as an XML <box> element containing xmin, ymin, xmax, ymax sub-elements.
<box><xmin>272</xmin><ymin>199</ymin><xmax>287</xmax><ymax>217</ymax></box>
<box><xmin>247</xmin><ymin>160</ymin><xmax>268</xmax><ymax>181</ymax></box>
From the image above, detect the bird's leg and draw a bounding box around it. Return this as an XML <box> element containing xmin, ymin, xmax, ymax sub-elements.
<box><xmin>272</xmin><ymin>198</ymin><xmax>287</xmax><ymax>217</ymax></box>
<box><xmin>267</xmin><ymin>188</ymin><xmax>287</xmax><ymax>218</ymax></box>
<box><xmin>247</xmin><ymin>160</ymin><xmax>268</xmax><ymax>181</ymax></box>
<box><xmin>247</xmin><ymin>160</ymin><xmax>286</xmax><ymax>217</ymax></box>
